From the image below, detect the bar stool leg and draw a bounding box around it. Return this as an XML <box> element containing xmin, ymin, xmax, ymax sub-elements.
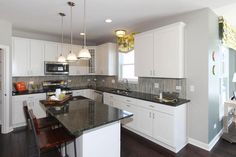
<box><xmin>65</xmin><ymin>142</ymin><xmax>68</xmax><ymax>157</ymax></box>
<box><xmin>74</xmin><ymin>139</ymin><xmax>77</xmax><ymax>157</ymax></box>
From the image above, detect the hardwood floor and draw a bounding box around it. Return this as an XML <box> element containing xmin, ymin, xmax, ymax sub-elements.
<box><xmin>0</xmin><ymin>126</ymin><xmax>235</xmax><ymax>157</ymax></box>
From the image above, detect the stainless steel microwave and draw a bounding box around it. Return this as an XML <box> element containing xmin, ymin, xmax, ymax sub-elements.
<box><xmin>44</xmin><ymin>62</ymin><xmax>69</xmax><ymax>75</ymax></box>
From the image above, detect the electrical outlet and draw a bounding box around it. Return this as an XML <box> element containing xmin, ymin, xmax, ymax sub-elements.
<box><xmin>190</xmin><ymin>85</ymin><xmax>195</xmax><ymax>92</ymax></box>
<box><xmin>112</xmin><ymin>79</ymin><xmax>115</xmax><ymax>84</ymax></box>
<box><xmin>176</xmin><ymin>86</ymin><xmax>182</xmax><ymax>91</ymax></box>
<box><xmin>214</xmin><ymin>123</ymin><xmax>217</xmax><ymax>129</ymax></box>
<box><xmin>154</xmin><ymin>83</ymin><xmax>159</xmax><ymax>88</ymax></box>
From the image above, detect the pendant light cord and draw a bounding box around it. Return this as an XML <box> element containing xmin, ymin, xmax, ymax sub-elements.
<box><xmin>83</xmin><ymin>0</ymin><xmax>87</xmax><ymax>48</ymax></box>
<box><xmin>61</xmin><ymin>15</ymin><xmax>64</xmax><ymax>55</ymax></box>
<box><xmin>70</xmin><ymin>4</ymin><xmax>73</xmax><ymax>52</ymax></box>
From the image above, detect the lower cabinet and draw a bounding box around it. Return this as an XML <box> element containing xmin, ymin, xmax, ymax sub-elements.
<box><xmin>12</xmin><ymin>93</ymin><xmax>46</xmax><ymax>128</ymax></box>
<box><xmin>103</xmin><ymin>92</ymin><xmax>187</xmax><ymax>153</ymax></box>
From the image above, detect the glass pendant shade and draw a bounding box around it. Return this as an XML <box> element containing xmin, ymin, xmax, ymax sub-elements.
<box><xmin>67</xmin><ymin>51</ymin><xmax>77</xmax><ymax>61</ymax></box>
<box><xmin>78</xmin><ymin>47</ymin><xmax>91</xmax><ymax>60</ymax></box>
<box><xmin>58</xmin><ymin>54</ymin><xmax>66</xmax><ymax>62</ymax></box>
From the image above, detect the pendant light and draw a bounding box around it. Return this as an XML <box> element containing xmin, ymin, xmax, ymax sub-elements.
<box><xmin>58</xmin><ymin>13</ymin><xmax>66</xmax><ymax>62</ymax></box>
<box><xmin>67</xmin><ymin>1</ymin><xmax>77</xmax><ymax>62</ymax></box>
<box><xmin>78</xmin><ymin>0</ymin><xmax>91</xmax><ymax>60</ymax></box>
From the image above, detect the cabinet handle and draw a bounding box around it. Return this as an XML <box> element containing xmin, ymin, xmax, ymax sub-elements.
<box><xmin>153</xmin><ymin>70</ymin><xmax>155</xmax><ymax>76</ymax></box>
<box><xmin>153</xmin><ymin>113</ymin><xmax>155</xmax><ymax>119</ymax></box>
<box><xmin>149</xmin><ymin>105</ymin><xmax>154</xmax><ymax>108</ymax></box>
<box><xmin>149</xmin><ymin>112</ymin><xmax>152</xmax><ymax>118</ymax></box>
<box><xmin>126</xmin><ymin>100</ymin><xmax>131</xmax><ymax>102</ymax></box>
<box><xmin>126</xmin><ymin>104</ymin><xmax>130</xmax><ymax>107</ymax></box>
<box><xmin>150</xmin><ymin>70</ymin><xmax>153</xmax><ymax>76</ymax></box>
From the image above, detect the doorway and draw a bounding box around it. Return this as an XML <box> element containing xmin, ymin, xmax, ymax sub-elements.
<box><xmin>0</xmin><ymin>45</ymin><xmax>12</xmax><ymax>134</ymax></box>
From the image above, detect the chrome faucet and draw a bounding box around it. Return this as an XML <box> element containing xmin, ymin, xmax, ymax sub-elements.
<box><xmin>122</xmin><ymin>79</ymin><xmax>130</xmax><ymax>92</ymax></box>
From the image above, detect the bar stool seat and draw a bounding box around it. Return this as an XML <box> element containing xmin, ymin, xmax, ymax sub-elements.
<box><xmin>39</xmin><ymin>127</ymin><xmax>74</xmax><ymax>152</ymax></box>
<box><xmin>28</xmin><ymin>109</ymin><xmax>77</xmax><ymax>157</ymax></box>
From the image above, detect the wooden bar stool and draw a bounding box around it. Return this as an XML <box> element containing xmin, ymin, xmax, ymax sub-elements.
<box><xmin>23</xmin><ymin>101</ymin><xmax>59</xmax><ymax>130</ymax></box>
<box><xmin>28</xmin><ymin>109</ymin><xmax>77</xmax><ymax>157</ymax></box>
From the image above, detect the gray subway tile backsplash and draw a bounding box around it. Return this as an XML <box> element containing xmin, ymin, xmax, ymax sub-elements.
<box><xmin>12</xmin><ymin>75</ymin><xmax>186</xmax><ymax>98</ymax></box>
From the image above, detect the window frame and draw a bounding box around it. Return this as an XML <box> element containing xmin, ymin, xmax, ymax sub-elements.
<box><xmin>118</xmin><ymin>50</ymin><xmax>138</xmax><ymax>83</ymax></box>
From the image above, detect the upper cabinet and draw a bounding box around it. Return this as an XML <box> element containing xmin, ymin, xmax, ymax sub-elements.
<box><xmin>44</xmin><ymin>41</ymin><xmax>59</xmax><ymax>62</ymax></box>
<box><xmin>12</xmin><ymin>37</ymin><xmax>30</xmax><ymax>76</ymax></box>
<box><xmin>135</xmin><ymin>22</ymin><xmax>185</xmax><ymax>78</ymax></box>
<box><xmin>96</xmin><ymin>43</ymin><xmax>117</xmax><ymax>75</ymax></box>
<box><xmin>12</xmin><ymin>37</ymin><xmax>44</xmax><ymax>76</ymax></box>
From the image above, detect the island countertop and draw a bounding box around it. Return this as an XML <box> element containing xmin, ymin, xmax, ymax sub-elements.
<box><xmin>40</xmin><ymin>96</ymin><xmax>133</xmax><ymax>137</ymax></box>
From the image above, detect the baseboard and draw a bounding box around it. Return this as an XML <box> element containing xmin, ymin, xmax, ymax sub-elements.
<box><xmin>188</xmin><ymin>129</ymin><xmax>223</xmax><ymax>151</ymax></box>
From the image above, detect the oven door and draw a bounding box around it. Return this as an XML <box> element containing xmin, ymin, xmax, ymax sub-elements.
<box><xmin>45</xmin><ymin>62</ymin><xmax>69</xmax><ymax>75</ymax></box>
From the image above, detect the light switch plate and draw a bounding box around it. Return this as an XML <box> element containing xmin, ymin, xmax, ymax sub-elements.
<box><xmin>154</xmin><ymin>83</ymin><xmax>159</xmax><ymax>88</ymax></box>
<box><xmin>176</xmin><ymin>86</ymin><xmax>182</xmax><ymax>91</ymax></box>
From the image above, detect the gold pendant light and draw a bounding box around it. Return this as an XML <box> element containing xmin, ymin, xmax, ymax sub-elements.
<box><xmin>78</xmin><ymin>0</ymin><xmax>91</xmax><ymax>60</ymax></box>
<box><xmin>58</xmin><ymin>12</ymin><xmax>66</xmax><ymax>62</ymax></box>
<box><xmin>67</xmin><ymin>1</ymin><xmax>77</xmax><ymax>62</ymax></box>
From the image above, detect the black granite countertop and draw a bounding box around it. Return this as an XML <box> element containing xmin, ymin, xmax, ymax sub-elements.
<box><xmin>42</xmin><ymin>96</ymin><xmax>133</xmax><ymax>137</ymax></box>
<box><xmin>13</xmin><ymin>86</ymin><xmax>190</xmax><ymax>106</ymax></box>
<box><xmin>100</xmin><ymin>87</ymin><xmax>190</xmax><ymax>107</ymax></box>
<box><xmin>12</xmin><ymin>89</ymin><xmax>46</xmax><ymax>96</ymax></box>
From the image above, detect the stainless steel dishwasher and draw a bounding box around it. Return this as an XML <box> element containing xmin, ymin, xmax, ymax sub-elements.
<box><xmin>94</xmin><ymin>90</ymin><xmax>103</xmax><ymax>103</ymax></box>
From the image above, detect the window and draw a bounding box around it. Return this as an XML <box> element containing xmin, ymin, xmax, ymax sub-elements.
<box><xmin>119</xmin><ymin>50</ymin><xmax>138</xmax><ymax>82</ymax></box>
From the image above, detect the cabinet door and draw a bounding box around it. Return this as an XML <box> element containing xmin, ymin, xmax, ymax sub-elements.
<box><xmin>154</xmin><ymin>23</ymin><xmax>185</xmax><ymax>78</ymax></box>
<box><xmin>12</xmin><ymin>37</ymin><xmax>30</xmax><ymax>76</ymax></box>
<box><xmin>122</xmin><ymin>103</ymin><xmax>138</xmax><ymax>130</ymax></box>
<box><xmin>30</xmin><ymin>40</ymin><xmax>44</xmax><ymax>76</ymax></box>
<box><xmin>134</xmin><ymin>32</ymin><xmax>154</xmax><ymax>77</ymax></box>
<box><xmin>96</xmin><ymin>44</ymin><xmax>107</xmax><ymax>75</ymax></box>
<box><xmin>135</xmin><ymin>106</ymin><xmax>153</xmax><ymax>137</ymax></box>
<box><xmin>44</xmin><ymin>41</ymin><xmax>59</xmax><ymax>61</ymax></box>
<box><xmin>152</xmin><ymin>111</ymin><xmax>174</xmax><ymax>146</ymax></box>
<box><xmin>12</xmin><ymin>96</ymin><xmax>28</xmax><ymax>126</ymax></box>
<box><xmin>32</xmin><ymin>94</ymin><xmax>47</xmax><ymax>118</ymax></box>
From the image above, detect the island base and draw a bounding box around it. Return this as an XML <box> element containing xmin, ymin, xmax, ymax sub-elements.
<box><xmin>66</xmin><ymin>121</ymin><xmax>121</xmax><ymax>157</ymax></box>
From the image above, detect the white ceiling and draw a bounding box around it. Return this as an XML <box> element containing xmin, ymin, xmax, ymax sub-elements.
<box><xmin>214</xmin><ymin>2</ymin><xmax>236</xmax><ymax>28</ymax></box>
<box><xmin>0</xmin><ymin>0</ymin><xmax>235</xmax><ymax>44</ymax></box>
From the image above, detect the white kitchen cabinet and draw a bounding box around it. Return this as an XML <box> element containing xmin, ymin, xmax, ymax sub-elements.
<box><xmin>30</xmin><ymin>39</ymin><xmax>44</xmax><ymax>76</ymax></box>
<box><xmin>103</xmin><ymin>92</ymin><xmax>187</xmax><ymax>153</ymax></box>
<box><xmin>12</xmin><ymin>37</ymin><xmax>30</xmax><ymax>76</ymax></box>
<box><xmin>152</xmin><ymin>111</ymin><xmax>174</xmax><ymax>146</ymax></box>
<box><xmin>134</xmin><ymin>22</ymin><xmax>185</xmax><ymax>78</ymax></box>
<box><xmin>44</xmin><ymin>41</ymin><xmax>59</xmax><ymax>62</ymax></box>
<box><xmin>96</xmin><ymin>43</ymin><xmax>117</xmax><ymax>75</ymax></box>
<box><xmin>12</xmin><ymin>37</ymin><xmax>45</xmax><ymax>76</ymax></box>
<box><xmin>12</xmin><ymin>93</ymin><xmax>46</xmax><ymax>128</ymax></box>
<box><xmin>154</xmin><ymin>23</ymin><xmax>185</xmax><ymax>78</ymax></box>
<box><xmin>134</xmin><ymin>31</ymin><xmax>154</xmax><ymax>77</ymax></box>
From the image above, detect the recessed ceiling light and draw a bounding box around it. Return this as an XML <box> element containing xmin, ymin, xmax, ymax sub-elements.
<box><xmin>105</xmin><ymin>19</ymin><xmax>112</xmax><ymax>23</ymax></box>
<box><xmin>80</xmin><ymin>32</ymin><xmax>85</xmax><ymax>36</ymax></box>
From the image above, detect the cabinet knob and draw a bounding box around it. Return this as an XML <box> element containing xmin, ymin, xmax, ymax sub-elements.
<box><xmin>126</xmin><ymin>100</ymin><xmax>131</xmax><ymax>102</ymax></box>
<box><xmin>126</xmin><ymin>104</ymin><xmax>130</xmax><ymax>107</ymax></box>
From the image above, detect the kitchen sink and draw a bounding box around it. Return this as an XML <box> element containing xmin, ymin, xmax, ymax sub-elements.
<box><xmin>111</xmin><ymin>89</ymin><xmax>131</xmax><ymax>95</ymax></box>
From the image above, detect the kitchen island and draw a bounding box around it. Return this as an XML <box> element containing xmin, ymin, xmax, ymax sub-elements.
<box><xmin>40</xmin><ymin>96</ymin><xmax>133</xmax><ymax>157</ymax></box>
